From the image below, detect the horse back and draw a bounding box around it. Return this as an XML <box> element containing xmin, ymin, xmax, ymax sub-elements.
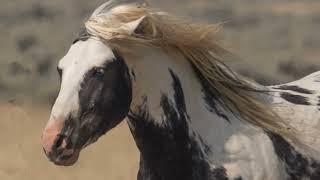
<box><xmin>270</xmin><ymin>71</ymin><xmax>320</xmax><ymax>151</ymax></box>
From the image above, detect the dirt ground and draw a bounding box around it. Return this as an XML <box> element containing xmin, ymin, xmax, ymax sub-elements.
<box><xmin>0</xmin><ymin>103</ymin><xmax>139</xmax><ymax>180</ymax></box>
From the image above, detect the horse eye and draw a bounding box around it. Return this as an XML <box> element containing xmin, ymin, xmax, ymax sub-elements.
<box><xmin>93</xmin><ymin>67</ymin><xmax>105</xmax><ymax>77</ymax></box>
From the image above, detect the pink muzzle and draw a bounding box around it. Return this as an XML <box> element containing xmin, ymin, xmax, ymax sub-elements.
<box><xmin>41</xmin><ymin>119</ymin><xmax>79</xmax><ymax>166</ymax></box>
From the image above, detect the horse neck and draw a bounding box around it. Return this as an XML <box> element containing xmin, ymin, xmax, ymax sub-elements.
<box><xmin>123</xmin><ymin>46</ymin><xmax>264</xmax><ymax>178</ymax></box>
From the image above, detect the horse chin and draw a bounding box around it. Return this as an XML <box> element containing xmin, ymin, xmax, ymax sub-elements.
<box><xmin>51</xmin><ymin>149</ymin><xmax>80</xmax><ymax>166</ymax></box>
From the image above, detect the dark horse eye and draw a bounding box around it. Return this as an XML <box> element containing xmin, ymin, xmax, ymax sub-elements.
<box><xmin>93</xmin><ymin>67</ymin><xmax>105</xmax><ymax>78</ymax></box>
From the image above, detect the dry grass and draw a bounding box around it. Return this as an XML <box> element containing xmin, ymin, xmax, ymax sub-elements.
<box><xmin>0</xmin><ymin>103</ymin><xmax>138</xmax><ymax>180</ymax></box>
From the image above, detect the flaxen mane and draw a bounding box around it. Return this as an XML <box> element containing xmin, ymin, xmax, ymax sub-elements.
<box><xmin>84</xmin><ymin>2</ymin><xmax>299</xmax><ymax>144</ymax></box>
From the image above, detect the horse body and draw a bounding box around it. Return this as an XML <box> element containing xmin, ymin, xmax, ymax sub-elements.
<box><xmin>122</xmin><ymin>44</ymin><xmax>278</xmax><ymax>180</ymax></box>
<box><xmin>271</xmin><ymin>72</ymin><xmax>320</xmax><ymax>146</ymax></box>
<box><xmin>123</xmin><ymin>44</ymin><xmax>320</xmax><ymax>180</ymax></box>
<box><xmin>41</xmin><ymin>1</ymin><xmax>320</xmax><ymax>180</ymax></box>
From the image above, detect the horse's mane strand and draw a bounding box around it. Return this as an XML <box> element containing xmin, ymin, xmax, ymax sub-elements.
<box><xmin>85</xmin><ymin>2</ymin><xmax>298</xmax><ymax>143</ymax></box>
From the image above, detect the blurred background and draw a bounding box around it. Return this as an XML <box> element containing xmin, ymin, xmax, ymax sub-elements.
<box><xmin>1</xmin><ymin>0</ymin><xmax>319</xmax><ymax>179</ymax></box>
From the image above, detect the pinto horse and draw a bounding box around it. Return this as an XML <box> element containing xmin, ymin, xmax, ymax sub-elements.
<box><xmin>42</xmin><ymin>1</ymin><xmax>320</xmax><ymax>179</ymax></box>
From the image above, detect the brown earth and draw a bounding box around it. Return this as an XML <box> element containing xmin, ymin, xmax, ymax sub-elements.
<box><xmin>0</xmin><ymin>103</ymin><xmax>138</xmax><ymax>180</ymax></box>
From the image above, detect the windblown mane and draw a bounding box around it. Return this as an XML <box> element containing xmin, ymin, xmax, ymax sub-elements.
<box><xmin>85</xmin><ymin>1</ymin><xmax>299</xmax><ymax>143</ymax></box>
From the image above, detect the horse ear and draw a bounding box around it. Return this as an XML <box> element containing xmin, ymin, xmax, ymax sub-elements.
<box><xmin>123</xmin><ymin>16</ymin><xmax>147</xmax><ymax>35</ymax></box>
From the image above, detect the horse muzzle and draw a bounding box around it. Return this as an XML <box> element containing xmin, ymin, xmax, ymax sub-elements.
<box><xmin>41</xmin><ymin>119</ymin><xmax>80</xmax><ymax>166</ymax></box>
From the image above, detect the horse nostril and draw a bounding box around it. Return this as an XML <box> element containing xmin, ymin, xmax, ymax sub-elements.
<box><xmin>53</xmin><ymin>134</ymin><xmax>65</xmax><ymax>150</ymax></box>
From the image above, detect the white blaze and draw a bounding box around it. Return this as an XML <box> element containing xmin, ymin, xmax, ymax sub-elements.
<box><xmin>47</xmin><ymin>39</ymin><xmax>115</xmax><ymax>127</ymax></box>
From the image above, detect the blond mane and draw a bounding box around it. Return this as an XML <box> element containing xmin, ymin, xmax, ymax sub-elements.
<box><xmin>85</xmin><ymin>2</ymin><xmax>299</xmax><ymax>144</ymax></box>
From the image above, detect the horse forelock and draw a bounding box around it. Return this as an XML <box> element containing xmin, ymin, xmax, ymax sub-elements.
<box><xmin>84</xmin><ymin>2</ymin><xmax>302</xmax><ymax>146</ymax></box>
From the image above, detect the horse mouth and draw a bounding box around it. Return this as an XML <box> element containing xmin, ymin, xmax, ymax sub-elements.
<box><xmin>45</xmin><ymin>148</ymin><xmax>81</xmax><ymax>166</ymax></box>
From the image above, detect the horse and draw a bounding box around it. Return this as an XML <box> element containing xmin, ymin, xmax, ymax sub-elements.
<box><xmin>41</xmin><ymin>1</ymin><xmax>320</xmax><ymax>179</ymax></box>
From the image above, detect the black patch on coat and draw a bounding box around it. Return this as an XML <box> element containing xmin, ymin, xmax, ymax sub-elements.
<box><xmin>274</xmin><ymin>85</ymin><xmax>314</xmax><ymax>94</ymax></box>
<box><xmin>280</xmin><ymin>92</ymin><xmax>311</xmax><ymax>105</ymax></box>
<box><xmin>267</xmin><ymin>132</ymin><xmax>320</xmax><ymax>180</ymax></box>
<box><xmin>72</xmin><ymin>28</ymin><xmax>90</xmax><ymax>44</ymax></box>
<box><xmin>191</xmin><ymin>65</ymin><xmax>230</xmax><ymax>123</ymax></box>
<box><xmin>168</xmin><ymin>69</ymin><xmax>187</xmax><ymax>116</ymax></box>
<box><xmin>127</xmin><ymin>70</ymin><xmax>227</xmax><ymax>180</ymax></box>
<box><xmin>56</xmin><ymin>50</ymin><xmax>132</xmax><ymax>152</ymax></box>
